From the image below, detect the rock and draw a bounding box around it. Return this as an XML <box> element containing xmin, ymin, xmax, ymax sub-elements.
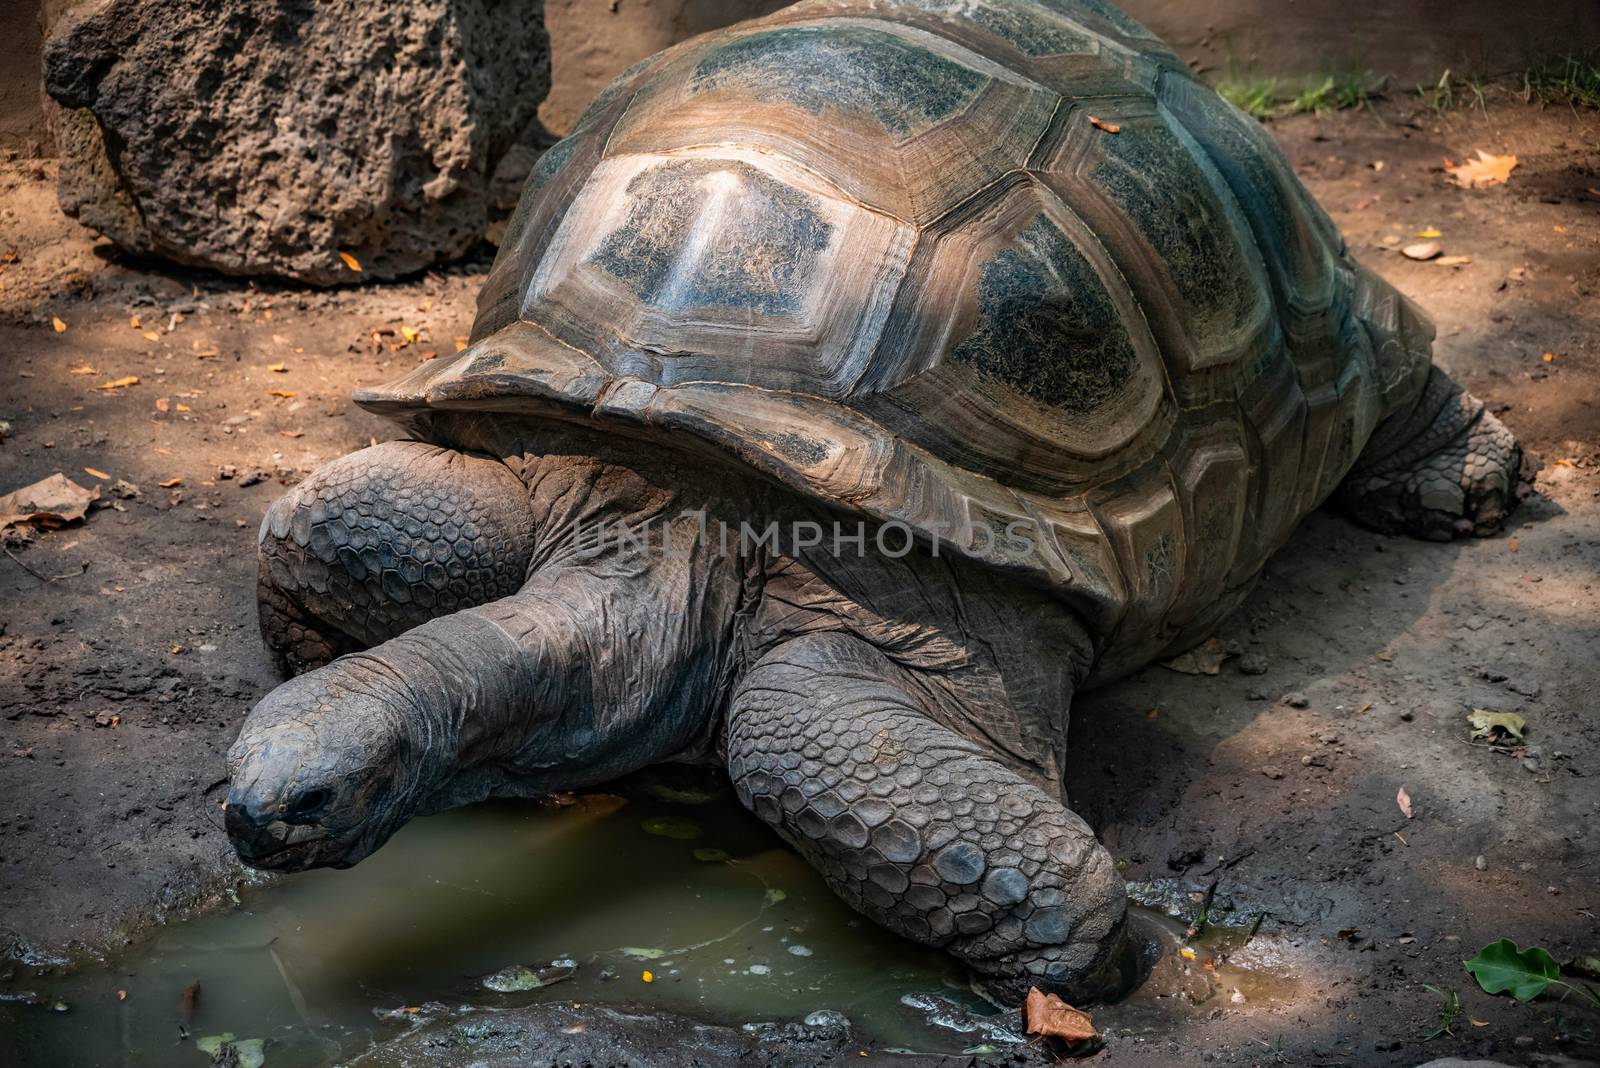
<box><xmin>1282</xmin><ymin>692</ymin><xmax>1309</xmax><ymax>708</ymax></box>
<box><xmin>237</xmin><ymin>470</ymin><xmax>269</xmax><ymax>488</ymax></box>
<box><xmin>1402</xmin><ymin>240</ymin><xmax>1442</xmax><ymax>261</ymax></box>
<box><xmin>216</xmin><ymin>465</ymin><xmax>236</xmax><ymax>481</ymax></box>
<box><xmin>43</xmin><ymin>0</ymin><xmax>551</xmax><ymax>284</ymax></box>
<box><xmin>1261</xmin><ymin>765</ymin><xmax>1285</xmax><ymax>780</ymax></box>
<box><xmin>1320</xmin><ymin>732</ymin><xmax>1340</xmax><ymax>744</ymax></box>
<box><xmin>1246</xmin><ymin>687</ymin><xmax>1269</xmax><ymax>701</ymax></box>
<box><xmin>1506</xmin><ymin>678</ymin><xmax>1541</xmax><ymax>699</ymax></box>
<box><xmin>342</xmin><ymin>1000</ymin><xmax>867</xmax><ymax>1068</ymax></box>
<box><xmin>1235</xmin><ymin>652</ymin><xmax>1269</xmax><ymax>675</ymax></box>
<box><xmin>1475</xmin><ymin>855</ymin><xmax>1487</xmax><ymax>871</ymax></box>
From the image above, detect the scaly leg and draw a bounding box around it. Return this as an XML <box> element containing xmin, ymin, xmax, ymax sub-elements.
<box><xmin>1338</xmin><ymin>366</ymin><xmax>1522</xmax><ymax>540</ymax></box>
<box><xmin>726</xmin><ymin>632</ymin><xmax>1129</xmax><ymax>1004</ymax></box>
<box><xmin>256</xmin><ymin>440</ymin><xmax>538</xmax><ymax>672</ymax></box>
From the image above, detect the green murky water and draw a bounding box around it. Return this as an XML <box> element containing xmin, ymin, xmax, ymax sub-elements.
<box><xmin>0</xmin><ymin>783</ymin><xmax>1304</xmax><ymax>1067</ymax></box>
<box><xmin>0</xmin><ymin>787</ymin><xmax>989</xmax><ymax>1067</ymax></box>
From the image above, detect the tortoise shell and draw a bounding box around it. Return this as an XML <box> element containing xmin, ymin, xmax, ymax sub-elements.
<box><xmin>359</xmin><ymin>0</ymin><xmax>1434</xmax><ymax>674</ymax></box>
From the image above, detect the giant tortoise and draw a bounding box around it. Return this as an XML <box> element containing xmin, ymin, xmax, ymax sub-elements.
<box><xmin>225</xmin><ymin>0</ymin><xmax>1522</xmax><ymax>1002</ymax></box>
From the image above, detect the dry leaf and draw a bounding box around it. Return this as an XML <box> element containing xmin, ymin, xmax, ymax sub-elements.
<box><xmin>142</xmin><ymin>331</ymin><xmax>161</xmax><ymax>342</ymax></box>
<box><xmin>1087</xmin><ymin>115</ymin><xmax>1120</xmax><ymax>134</ymax></box>
<box><xmin>268</xmin><ymin>389</ymin><xmax>296</xmax><ymax>398</ymax></box>
<box><xmin>0</xmin><ymin>473</ymin><xmax>97</xmax><ymax>531</ymax></box>
<box><xmin>279</xmin><ymin>429</ymin><xmax>305</xmax><ymax>438</ymax></box>
<box><xmin>158</xmin><ymin>477</ymin><xmax>182</xmax><ymax>488</ymax></box>
<box><xmin>155</xmin><ymin>398</ymin><xmax>170</xmax><ymax>413</ymax></box>
<box><xmin>454</xmin><ymin>340</ymin><xmax>468</xmax><ymax>351</ymax></box>
<box><xmin>175</xmin><ymin>403</ymin><xmax>191</xmax><ymax>412</ymax></box>
<box><xmin>267</xmin><ymin>362</ymin><xmax>287</xmax><ymax>373</ymax></box>
<box><xmin>1416</xmin><ymin>228</ymin><xmax>1443</xmax><ymax>238</ymax></box>
<box><xmin>129</xmin><ymin>316</ymin><xmax>140</xmax><ymax>329</ymax></box>
<box><xmin>52</xmin><ymin>316</ymin><xmax>67</xmax><ymax>333</ymax></box>
<box><xmin>339</xmin><ymin>251</ymin><xmax>363</xmax><ymax>272</ymax></box>
<box><xmin>83</xmin><ymin>467</ymin><xmax>110</xmax><ymax>480</ymax></box>
<box><xmin>399</xmin><ymin>325</ymin><xmax>420</xmax><ymax>342</ymax></box>
<box><xmin>1508</xmin><ymin>536</ymin><xmax>1519</xmax><ymax>553</ymax></box>
<box><xmin>97</xmin><ymin>376</ymin><xmax>140</xmax><ymax>390</ymax></box>
<box><xmin>69</xmin><ymin>365</ymin><xmax>97</xmax><ymax>375</ymax></box>
<box><xmin>1445</xmin><ymin>150</ymin><xmax>1518</xmax><ymax>189</ymax></box>
<box><xmin>1160</xmin><ymin>637</ymin><xmax>1234</xmax><ymax>676</ymax></box>
<box><xmin>1435</xmin><ymin>255</ymin><xmax>1472</xmax><ymax>267</ymax></box>
<box><xmin>1397</xmin><ymin>785</ymin><xmax>1413</xmax><ymax>819</ymax></box>
<box><xmin>1024</xmin><ymin>988</ymin><xmax>1099</xmax><ymax>1042</ymax></box>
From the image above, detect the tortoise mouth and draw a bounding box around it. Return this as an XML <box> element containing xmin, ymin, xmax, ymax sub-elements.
<box><xmin>231</xmin><ymin>822</ymin><xmax>363</xmax><ymax>871</ymax></box>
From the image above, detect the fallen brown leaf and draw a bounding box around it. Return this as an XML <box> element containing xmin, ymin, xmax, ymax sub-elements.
<box><xmin>69</xmin><ymin>365</ymin><xmax>97</xmax><ymax>375</ymax></box>
<box><xmin>1024</xmin><ymin>987</ymin><xmax>1098</xmax><ymax>1042</ymax></box>
<box><xmin>267</xmin><ymin>362</ymin><xmax>287</xmax><ymax>373</ymax></box>
<box><xmin>0</xmin><ymin>473</ymin><xmax>97</xmax><ymax>531</ymax></box>
<box><xmin>1397</xmin><ymin>785</ymin><xmax>1413</xmax><ymax>819</ymax></box>
<box><xmin>339</xmin><ymin>251</ymin><xmax>363</xmax><ymax>272</ymax></box>
<box><xmin>1088</xmin><ymin>115</ymin><xmax>1121</xmax><ymax>134</ymax></box>
<box><xmin>1435</xmin><ymin>255</ymin><xmax>1472</xmax><ymax>267</ymax></box>
<box><xmin>51</xmin><ymin>316</ymin><xmax>67</xmax><ymax>333</ymax></box>
<box><xmin>97</xmin><ymin>376</ymin><xmax>140</xmax><ymax>390</ymax></box>
<box><xmin>1160</xmin><ymin>637</ymin><xmax>1234</xmax><ymax>676</ymax></box>
<box><xmin>83</xmin><ymin>467</ymin><xmax>110</xmax><ymax>481</ymax></box>
<box><xmin>279</xmin><ymin>429</ymin><xmax>305</xmax><ymax>439</ymax></box>
<box><xmin>268</xmin><ymin>389</ymin><xmax>296</xmax><ymax>398</ymax></box>
<box><xmin>1445</xmin><ymin>150</ymin><xmax>1517</xmax><ymax>189</ymax></box>
<box><xmin>158</xmin><ymin>478</ymin><xmax>182</xmax><ymax>488</ymax></box>
<box><xmin>141</xmin><ymin>331</ymin><xmax>161</xmax><ymax>342</ymax></box>
<box><xmin>155</xmin><ymin>398</ymin><xmax>170</xmax><ymax>413</ymax></box>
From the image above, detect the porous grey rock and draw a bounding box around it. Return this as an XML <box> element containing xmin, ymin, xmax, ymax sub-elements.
<box><xmin>43</xmin><ymin>0</ymin><xmax>551</xmax><ymax>284</ymax></box>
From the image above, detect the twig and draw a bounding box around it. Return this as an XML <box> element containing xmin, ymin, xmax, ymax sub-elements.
<box><xmin>2</xmin><ymin>549</ymin><xmax>87</xmax><ymax>582</ymax></box>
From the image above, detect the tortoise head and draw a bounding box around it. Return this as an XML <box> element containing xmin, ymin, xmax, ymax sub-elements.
<box><xmin>224</xmin><ymin>667</ymin><xmax>431</xmax><ymax>870</ymax></box>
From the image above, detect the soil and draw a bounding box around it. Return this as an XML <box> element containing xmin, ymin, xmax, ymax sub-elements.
<box><xmin>1</xmin><ymin>96</ymin><xmax>1598</xmax><ymax>1066</ymax></box>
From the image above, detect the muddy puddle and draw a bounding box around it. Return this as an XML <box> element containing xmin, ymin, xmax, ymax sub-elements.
<box><xmin>0</xmin><ymin>785</ymin><xmax>1307</xmax><ymax>1066</ymax></box>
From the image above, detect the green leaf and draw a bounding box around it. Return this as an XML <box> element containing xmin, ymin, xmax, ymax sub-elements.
<box><xmin>1464</xmin><ymin>939</ymin><xmax>1561</xmax><ymax>1001</ymax></box>
<box><xmin>692</xmin><ymin>847</ymin><xmax>731</xmax><ymax>863</ymax></box>
<box><xmin>480</xmin><ymin>964</ymin><xmax>543</xmax><ymax>992</ymax></box>
<box><xmin>641</xmin><ymin>816</ymin><xmax>701</xmax><ymax>840</ymax></box>
<box><xmin>1467</xmin><ymin>709</ymin><xmax>1527</xmax><ymax>742</ymax></box>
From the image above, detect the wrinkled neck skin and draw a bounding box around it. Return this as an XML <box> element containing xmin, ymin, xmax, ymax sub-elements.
<box><xmin>422</xmin><ymin>414</ymin><xmax>1095</xmax><ymax>802</ymax></box>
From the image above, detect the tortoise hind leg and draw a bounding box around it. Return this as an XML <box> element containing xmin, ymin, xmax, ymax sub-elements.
<box><xmin>1337</xmin><ymin>366</ymin><xmax>1523</xmax><ymax>541</ymax></box>
<box><xmin>726</xmin><ymin>632</ymin><xmax>1131</xmax><ymax>1005</ymax></box>
<box><xmin>257</xmin><ymin>440</ymin><xmax>537</xmax><ymax>674</ymax></box>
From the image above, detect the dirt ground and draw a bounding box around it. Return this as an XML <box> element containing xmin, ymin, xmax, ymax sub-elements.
<box><xmin>1</xmin><ymin>95</ymin><xmax>1597</xmax><ymax>1066</ymax></box>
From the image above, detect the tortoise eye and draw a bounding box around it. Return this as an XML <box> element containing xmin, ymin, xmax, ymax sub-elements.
<box><xmin>285</xmin><ymin>787</ymin><xmax>332</xmax><ymax>822</ymax></box>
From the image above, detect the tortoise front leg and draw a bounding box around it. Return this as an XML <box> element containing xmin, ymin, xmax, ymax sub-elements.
<box><xmin>256</xmin><ymin>441</ymin><xmax>538</xmax><ymax>673</ymax></box>
<box><xmin>726</xmin><ymin>632</ymin><xmax>1130</xmax><ymax>1004</ymax></box>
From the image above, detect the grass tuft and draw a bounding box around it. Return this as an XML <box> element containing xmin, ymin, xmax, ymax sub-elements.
<box><xmin>1523</xmin><ymin>50</ymin><xmax>1600</xmax><ymax>108</ymax></box>
<box><xmin>1218</xmin><ymin>75</ymin><xmax>1280</xmax><ymax>119</ymax></box>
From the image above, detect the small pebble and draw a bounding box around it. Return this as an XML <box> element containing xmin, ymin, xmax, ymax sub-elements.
<box><xmin>1474</xmin><ymin>855</ymin><xmax>1487</xmax><ymax>871</ymax></box>
<box><xmin>1282</xmin><ymin>692</ymin><xmax>1309</xmax><ymax>708</ymax></box>
<box><xmin>1236</xmin><ymin>653</ymin><xmax>1269</xmax><ymax>676</ymax></box>
<box><xmin>1261</xmin><ymin>766</ymin><xmax>1285</xmax><ymax>780</ymax></box>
